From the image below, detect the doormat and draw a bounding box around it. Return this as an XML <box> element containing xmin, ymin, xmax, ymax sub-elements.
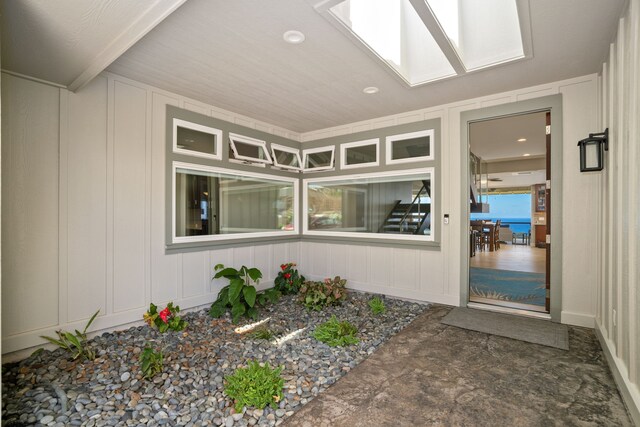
<box><xmin>469</xmin><ymin>267</ymin><xmax>546</xmax><ymax>307</ymax></box>
<box><xmin>441</xmin><ymin>307</ymin><xmax>569</xmax><ymax>350</ymax></box>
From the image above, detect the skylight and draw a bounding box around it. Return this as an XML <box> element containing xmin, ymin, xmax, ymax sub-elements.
<box><xmin>327</xmin><ymin>0</ymin><xmax>527</xmax><ymax>86</ymax></box>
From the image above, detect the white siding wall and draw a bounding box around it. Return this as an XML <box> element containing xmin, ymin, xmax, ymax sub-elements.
<box><xmin>1</xmin><ymin>72</ymin><xmax>301</xmax><ymax>355</ymax></box>
<box><xmin>596</xmin><ymin>0</ymin><xmax>640</xmax><ymax>422</ymax></box>
<box><xmin>2</xmin><ymin>69</ymin><xmax>602</xmax><ymax>356</ymax></box>
<box><xmin>301</xmin><ymin>75</ymin><xmax>600</xmax><ymax>324</ymax></box>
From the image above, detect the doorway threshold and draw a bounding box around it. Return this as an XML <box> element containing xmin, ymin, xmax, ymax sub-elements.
<box><xmin>467</xmin><ymin>302</ymin><xmax>551</xmax><ymax>320</ymax></box>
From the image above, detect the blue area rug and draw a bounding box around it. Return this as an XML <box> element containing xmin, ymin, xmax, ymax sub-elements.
<box><xmin>469</xmin><ymin>267</ymin><xmax>546</xmax><ymax>306</ymax></box>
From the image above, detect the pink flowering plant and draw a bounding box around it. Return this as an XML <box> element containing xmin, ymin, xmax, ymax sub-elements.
<box><xmin>299</xmin><ymin>276</ymin><xmax>347</xmax><ymax>311</ymax></box>
<box><xmin>143</xmin><ymin>302</ymin><xmax>187</xmax><ymax>333</ymax></box>
<box><xmin>274</xmin><ymin>263</ymin><xmax>305</xmax><ymax>295</ymax></box>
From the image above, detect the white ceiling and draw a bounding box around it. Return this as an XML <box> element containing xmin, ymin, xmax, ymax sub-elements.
<box><xmin>469</xmin><ymin>111</ymin><xmax>547</xmax><ymax>162</ymax></box>
<box><xmin>1</xmin><ymin>0</ymin><xmax>627</xmax><ymax>133</ymax></box>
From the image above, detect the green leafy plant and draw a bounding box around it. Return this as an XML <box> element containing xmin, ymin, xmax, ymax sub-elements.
<box><xmin>143</xmin><ymin>302</ymin><xmax>187</xmax><ymax>333</ymax></box>
<box><xmin>312</xmin><ymin>315</ymin><xmax>359</xmax><ymax>347</ymax></box>
<box><xmin>298</xmin><ymin>276</ymin><xmax>347</xmax><ymax>311</ymax></box>
<box><xmin>274</xmin><ymin>262</ymin><xmax>305</xmax><ymax>295</ymax></box>
<box><xmin>40</xmin><ymin>310</ymin><xmax>99</xmax><ymax>361</ymax></box>
<box><xmin>139</xmin><ymin>346</ymin><xmax>164</xmax><ymax>379</ymax></box>
<box><xmin>224</xmin><ymin>361</ymin><xmax>284</xmax><ymax>411</ymax></box>
<box><xmin>250</xmin><ymin>326</ymin><xmax>275</xmax><ymax>341</ymax></box>
<box><xmin>209</xmin><ymin>264</ymin><xmax>280</xmax><ymax>323</ymax></box>
<box><xmin>368</xmin><ymin>296</ymin><xmax>386</xmax><ymax>315</ymax></box>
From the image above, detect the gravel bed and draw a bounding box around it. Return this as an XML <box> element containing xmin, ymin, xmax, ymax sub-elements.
<box><xmin>2</xmin><ymin>292</ymin><xmax>428</xmax><ymax>426</ymax></box>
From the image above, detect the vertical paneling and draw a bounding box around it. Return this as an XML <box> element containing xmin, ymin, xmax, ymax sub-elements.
<box><xmin>253</xmin><ymin>245</ymin><xmax>272</xmax><ymax>283</ymax></box>
<box><xmin>391</xmin><ymin>249</ymin><xmax>418</xmax><ymax>290</ymax></box>
<box><xmin>182</xmin><ymin>252</ymin><xmax>207</xmax><ymax>298</ymax></box>
<box><xmin>67</xmin><ymin>75</ymin><xmax>108</xmax><ymax>322</ymax></box>
<box><xmin>369</xmin><ymin>247</ymin><xmax>390</xmax><ymax>288</ymax></box>
<box><xmin>210</xmin><ymin>248</ymin><xmax>232</xmax><ymax>294</ymax></box>
<box><xmin>1</xmin><ymin>75</ymin><xmax>60</xmax><ymax>335</ymax></box>
<box><xmin>328</xmin><ymin>244</ymin><xmax>348</xmax><ymax>279</ymax></box>
<box><xmin>112</xmin><ymin>81</ymin><xmax>147</xmax><ymax>312</ymax></box>
<box><xmin>347</xmin><ymin>245</ymin><xmax>368</xmax><ymax>284</ymax></box>
<box><xmin>151</xmin><ymin>92</ymin><xmax>179</xmax><ymax>303</ymax></box>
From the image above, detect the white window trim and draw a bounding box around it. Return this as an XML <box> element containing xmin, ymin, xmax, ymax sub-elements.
<box><xmin>385</xmin><ymin>129</ymin><xmax>434</xmax><ymax>165</ymax></box>
<box><xmin>270</xmin><ymin>143</ymin><xmax>302</xmax><ymax>171</ymax></box>
<box><xmin>303</xmin><ymin>145</ymin><xmax>335</xmax><ymax>172</ymax></box>
<box><xmin>340</xmin><ymin>138</ymin><xmax>380</xmax><ymax>170</ymax></box>
<box><xmin>172</xmin><ymin>161</ymin><xmax>298</xmax><ymax>244</ymax></box>
<box><xmin>303</xmin><ymin>167</ymin><xmax>434</xmax><ymax>241</ymax></box>
<box><xmin>173</xmin><ymin>118</ymin><xmax>222</xmax><ymax>161</ymax></box>
<box><xmin>229</xmin><ymin>133</ymin><xmax>273</xmax><ymax>164</ymax></box>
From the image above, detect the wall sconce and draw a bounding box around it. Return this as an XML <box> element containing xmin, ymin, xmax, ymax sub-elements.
<box><xmin>577</xmin><ymin>128</ymin><xmax>608</xmax><ymax>172</ymax></box>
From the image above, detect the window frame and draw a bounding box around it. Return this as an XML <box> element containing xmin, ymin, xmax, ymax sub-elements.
<box><xmin>171</xmin><ymin>161</ymin><xmax>299</xmax><ymax>244</ymax></box>
<box><xmin>229</xmin><ymin>133</ymin><xmax>273</xmax><ymax>164</ymax></box>
<box><xmin>385</xmin><ymin>129</ymin><xmax>435</xmax><ymax>165</ymax></box>
<box><xmin>270</xmin><ymin>143</ymin><xmax>302</xmax><ymax>171</ymax></box>
<box><xmin>302</xmin><ymin>167</ymin><xmax>434</xmax><ymax>241</ymax></box>
<box><xmin>173</xmin><ymin>118</ymin><xmax>223</xmax><ymax>161</ymax></box>
<box><xmin>340</xmin><ymin>138</ymin><xmax>380</xmax><ymax>170</ymax></box>
<box><xmin>302</xmin><ymin>145</ymin><xmax>335</xmax><ymax>172</ymax></box>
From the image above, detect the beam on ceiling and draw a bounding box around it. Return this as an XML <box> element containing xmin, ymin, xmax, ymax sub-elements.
<box><xmin>67</xmin><ymin>0</ymin><xmax>188</xmax><ymax>92</ymax></box>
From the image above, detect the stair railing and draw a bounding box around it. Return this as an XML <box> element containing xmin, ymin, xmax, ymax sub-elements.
<box><xmin>397</xmin><ymin>183</ymin><xmax>427</xmax><ymax>232</ymax></box>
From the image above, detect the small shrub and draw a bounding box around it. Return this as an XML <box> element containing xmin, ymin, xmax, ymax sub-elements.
<box><xmin>250</xmin><ymin>326</ymin><xmax>275</xmax><ymax>341</ymax></box>
<box><xmin>274</xmin><ymin>262</ymin><xmax>305</xmax><ymax>295</ymax></box>
<box><xmin>139</xmin><ymin>346</ymin><xmax>163</xmax><ymax>379</ymax></box>
<box><xmin>224</xmin><ymin>361</ymin><xmax>284</xmax><ymax>411</ymax></box>
<box><xmin>143</xmin><ymin>302</ymin><xmax>187</xmax><ymax>333</ymax></box>
<box><xmin>368</xmin><ymin>296</ymin><xmax>386</xmax><ymax>315</ymax></box>
<box><xmin>209</xmin><ymin>264</ymin><xmax>280</xmax><ymax>323</ymax></box>
<box><xmin>299</xmin><ymin>276</ymin><xmax>347</xmax><ymax>311</ymax></box>
<box><xmin>313</xmin><ymin>315</ymin><xmax>359</xmax><ymax>347</ymax></box>
<box><xmin>40</xmin><ymin>310</ymin><xmax>99</xmax><ymax>361</ymax></box>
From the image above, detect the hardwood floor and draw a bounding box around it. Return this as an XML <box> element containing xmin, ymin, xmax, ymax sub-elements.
<box><xmin>470</xmin><ymin>242</ymin><xmax>546</xmax><ymax>274</ymax></box>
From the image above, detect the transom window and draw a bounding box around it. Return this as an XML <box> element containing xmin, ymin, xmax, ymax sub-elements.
<box><xmin>271</xmin><ymin>144</ymin><xmax>302</xmax><ymax>171</ymax></box>
<box><xmin>326</xmin><ymin>0</ymin><xmax>528</xmax><ymax>86</ymax></box>
<box><xmin>386</xmin><ymin>129</ymin><xmax>434</xmax><ymax>164</ymax></box>
<box><xmin>303</xmin><ymin>146</ymin><xmax>335</xmax><ymax>172</ymax></box>
<box><xmin>340</xmin><ymin>138</ymin><xmax>379</xmax><ymax>169</ymax></box>
<box><xmin>229</xmin><ymin>133</ymin><xmax>272</xmax><ymax>164</ymax></box>
<box><xmin>173</xmin><ymin>119</ymin><xmax>222</xmax><ymax>160</ymax></box>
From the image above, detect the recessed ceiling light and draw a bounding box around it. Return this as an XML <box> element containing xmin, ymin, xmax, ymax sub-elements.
<box><xmin>517</xmin><ymin>138</ymin><xmax>527</xmax><ymax>142</ymax></box>
<box><xmin>363</xmin><ymin>86</ymin><xmax>379</xmax><ymax>94</ymax></box>
<box><xmin>283</xmin><ymin>30</ymin><xmax>305</xmax><ymax>44</ymax></box>
<box><xmin>523</xmin><ymin>153</ymin><xmax>531</xmax><ymax>157</ymax></box>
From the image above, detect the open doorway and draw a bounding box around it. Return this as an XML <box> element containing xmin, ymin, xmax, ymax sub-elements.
<box><xmin>468</xmin><ymin>111</ymin><xmax>550</xmax><ymax>314</ymax></box>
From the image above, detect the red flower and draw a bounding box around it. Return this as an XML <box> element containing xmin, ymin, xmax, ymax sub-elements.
<box><xmin>159</xmin><ymin>307</ymin><xmax>170</xmax><ymax>323</ymax></box>
<box><xmin>284</xmin><ymin>273</ymin><xmax>291</xmax><ymax>279</ymax></box>
<box><xmin>281</xmin><ymin>264</ymin><xmax>286</xmax><ymax>270</ymax></box>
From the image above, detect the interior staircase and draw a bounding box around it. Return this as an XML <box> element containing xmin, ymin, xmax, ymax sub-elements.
<box><xmin>378</xmin><ymin>180</ymin><xmax>431</xmax><ymax>235</ymax></box>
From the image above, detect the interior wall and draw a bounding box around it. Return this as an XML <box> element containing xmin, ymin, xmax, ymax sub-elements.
<box><xmin>2</xmin><ymin>69</ymin><xmax>602</xmax><ymax>356</ymax></box>
<box><xmin>596</xmin><ymin>0</ymin><xmax>640</xmax><ymax>422</ymax></box>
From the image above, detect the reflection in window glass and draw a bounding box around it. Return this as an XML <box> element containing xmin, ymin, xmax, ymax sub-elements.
<box><xmin>176</xmin><ymin>126</ymin><xmax>217</xmax><ymax>156</ymax></box>
<box><xmin>229</xmin><ymin>134</ymin><xmax>272</xmax><ymax>164</ymax></box>
<box><xmin>304</xmin><ymin>148</ymin><xmax>334</xmax><ymax>170</ymax></box>
<box><xmin>387</xmin><ymin>129</ymin><xmax>434</xmax><ymax>163</ymax></box>
<box><xmin>306</xmin><ymin>172</ymin><xmax>432</xmax><ymax>237</ymax></box>
<box><xmin>272</xmin><ymin>145</ymin><xmax>301</xmax><ymax>170</ymax></box>
<box><xmin>175</xmin><ymin>167</ymin><xmax>295</xmax><ymax>239</ymax></box>
<box><xmin>345</xmin><ymin>143</ymin><xmax>377</xmax><ymax>166</ymax></box>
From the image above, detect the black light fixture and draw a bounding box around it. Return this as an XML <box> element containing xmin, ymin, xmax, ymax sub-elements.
<box><xmin>577</xmin><ymin>128</ymin><xmax>608</xmax><ymax>172</ymax></box>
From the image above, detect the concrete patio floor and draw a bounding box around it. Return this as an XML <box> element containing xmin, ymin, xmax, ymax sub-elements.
<box><xmin>284</xmin><ymin>305</ymin><xmax>632</xmax><ymax>426</ymax></box>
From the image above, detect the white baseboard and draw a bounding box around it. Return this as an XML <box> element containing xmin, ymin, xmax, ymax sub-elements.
<box><xmin>561</xmin><ymin>310</ymin><xmax>595</xmax><ymax>328</ymax></box>
<box><xmin>595</xmin><ymin>321</ymin><xmax>640</xmax><ymax>425</ymax></box>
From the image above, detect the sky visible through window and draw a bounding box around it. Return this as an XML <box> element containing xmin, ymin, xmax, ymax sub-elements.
<box><xmin>471</xmin><ymin>193</ymin><xmax>531</xmax><ymax>220</ymax></box>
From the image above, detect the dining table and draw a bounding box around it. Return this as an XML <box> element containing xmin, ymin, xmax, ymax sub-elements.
<box><xmin>470</xmin><ymin>220</ymin><xmax>497</xmax><ymax>251</ymax></box>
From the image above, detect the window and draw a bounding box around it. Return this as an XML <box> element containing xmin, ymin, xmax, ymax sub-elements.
<box><xmin>229</xmin><ymin>133</ymin><xmax>272</xmax><ymax>164</ymax></box>
<box><xmin>303</xmin><ymin>146</ymin><xmax>335</xmax><ymax>172</ymax></box>
<box><xmin>173</xmin><ymin>119</ymin><xmax>222</xmax><ymax>160</ymax></box>
<box><xmin>340</xmin><ymin>138</ymin><xmax>379</xmax><ymax>169</ymax></box>
<box><xmin>172</xmin><ymin>162</ymin><xmax>297</xmax><ymax>244</ymax></box>
<box><xmin>271</xmin><ymin>144</ymin><xmax>302</xmax><ymax>171</ymax></box>
<box><xmin>386</xmin><ymin>129</ymin><xmax>434</xmax><ymax>164</ymax></box>
<box><xmin>303</xmin><ymin>168</ymin><xmax>434</xmax><ymax>241</ymax></box>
